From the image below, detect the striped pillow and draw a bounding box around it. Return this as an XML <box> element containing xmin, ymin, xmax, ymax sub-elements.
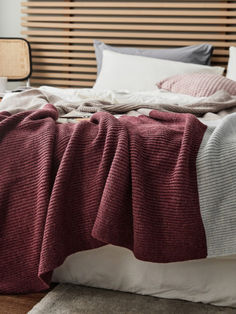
<box><xmin>157</xmin><ymin>73</ymin><xmax>236</xmax><ymax>97</ymax></box>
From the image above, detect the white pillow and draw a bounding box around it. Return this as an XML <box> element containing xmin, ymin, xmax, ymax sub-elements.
<box><xmin>227</xmin><ymin>47</ymin><xmax>236</xmax><ymax>81</ymax></box>
<box><xmin>93</xmin><ymin>50</ymin><xmax>224</xmax><ymax>92</ymax></box>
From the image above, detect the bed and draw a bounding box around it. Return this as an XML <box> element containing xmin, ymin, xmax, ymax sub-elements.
<box><xmin>1</xmin><ymin>85</ymin><xmax>236</xmax><ymax>308</ymax></box>
<box><xmin>1</xmin><ymin>0</ymin><xmax>236</xmax><ymax>309</ymax></box>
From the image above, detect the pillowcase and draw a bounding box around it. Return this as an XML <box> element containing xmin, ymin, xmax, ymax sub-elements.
<box><xmin>94</xmin><ymin>40</ymin><xmax>214</xmax><ymax>75</ymax></box>
<box><xmin>226</xmin><ymin>47</ymin><xmax>236</xmax><ymax>81</ymax></box>
<box><xmin>93</xmin><ymin>50</ymin><xmax>224</xmax><ymax>92</ymax></box>
<box><xmin>157</xmin><ymin>73</ymin><xmax>236</xmax><ymax>97</ymax></box>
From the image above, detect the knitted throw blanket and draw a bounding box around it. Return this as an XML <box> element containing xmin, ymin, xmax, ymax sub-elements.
<box><xmin>0</xmin><ymin>105</ymin><xmax>207</xmax><ymax>293</ymax></box>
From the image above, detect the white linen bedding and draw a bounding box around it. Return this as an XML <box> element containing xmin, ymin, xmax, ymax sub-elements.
<box><xmin>52</xmin><ymin>246</ymin><xmax>236</xmax><ymax>308</ymax></box>
<box><xmin>92</xmin><ymin>50</ymin><xmax>224</xmax><ymax>91</ymax></box>
<box><xmin>3</xmin><ymin>86</ymin><xmax>236</xmax><ymax>119</ymax></box>
<box><xmin>2</xmin><ymin>85</ymin><xmax>204</xmax><ymax>112</ymax></box>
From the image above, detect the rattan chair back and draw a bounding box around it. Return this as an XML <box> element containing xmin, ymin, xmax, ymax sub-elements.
<box><xmin>0</xmin><ymin>38</ymin><xmax>32</xmax><ymax>81</ymax></box>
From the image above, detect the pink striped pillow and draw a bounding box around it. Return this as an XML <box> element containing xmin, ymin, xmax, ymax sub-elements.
<box><xmin>157</xmin><ymin>73</ymin><xmax>236</xmax><ymax>97</ymax></box>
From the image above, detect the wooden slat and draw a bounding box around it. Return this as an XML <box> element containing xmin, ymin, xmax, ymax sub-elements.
<box><xmin>21</xmin><ymin>22</ymin><xmax>236</xmax><ymax>33</ymax></box>
<box><xmin>32</xmin><ymin>57</ymin><xmax>97</xmax><ymax>65</ymax></box>
<box><xmin>22</xmin><ymin>16</ymin><xmax>236</xmax><ymax>25</ymax></box>
<box><xmin>21</xmin><ymin>2</ymin><xmax>236</xmax><ymax>9</ymax></box>
<box><xmin>31</xmin><ymin>53</ymin><xmax>229</xmax><ymax>63</ymax></box>
<box><xmin>31</xmin><ymin>51</ymin><xmax>95</xmax><ymax>58</ymax></box>
<box><xmin>32</xmin><ymin>72</ymin><xmax>97</xmax><ymax>79</ymax></box>
<box><xmin>33</xmin><ymin>65</ymin><xmax>97</xmax><ymax>73</ymax></box>
<box><xmin>21</xmin><ymin>8</ymin><xmax>236</xmax><ymax>16</ymax></box>
<box><xmin>29</xmin><ymin>44</ymin><xmax>229</xmax><ymax>56</ymax></box>
<box><xmin>23</xmin><ymin>0</ymin><xmax>236</xmax><ymax>88</ymax></box>
<box><xmin>30</xmin><ymin>44</ymin><xmax>93</xmax><ymax>51</ymax></box>
<box><xmin>26</xmin><ymin>37</ymin><xmax>236</xmax><ymax>48</ymax></box>
<box><xmin>214</xmin><ymin>49</ymin><xmax>229</xmax><ymax>56</ymax></box>
<box><xmin>211</xmin><ymin>57</ymin><xmax>228</xmax><ymax>63</ymax></box>
<box><xmin>32</xmin><ymin>57</ymin><xmax>229</xmax><ymax>66</ymax></box>
<box><xmin>31</xmin><ymin>78</ymin><xmax>93</xmax><ymax>87</ymax></box>
<box><xmin>22</xmin><ymin>30</ymin><xmax>236</xmax><ymax>41</ymax></box>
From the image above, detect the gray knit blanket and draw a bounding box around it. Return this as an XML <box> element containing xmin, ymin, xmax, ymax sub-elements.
<box><xmin>197</xmin><ymin>113</ymin><xmax>236</xmax><ymax>258</ymax></box>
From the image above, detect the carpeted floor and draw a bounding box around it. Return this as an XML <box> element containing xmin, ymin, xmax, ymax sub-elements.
<box><xmin>28</xmin><ymin>284</ymin><xmax>236</xmax><ymax>314</ymax></box>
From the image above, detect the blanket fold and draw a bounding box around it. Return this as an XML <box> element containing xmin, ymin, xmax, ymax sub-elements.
<box><xmin>0</xmin><ymin>105</ymin><xmax>206</xmax><ymax>293</ymax></box>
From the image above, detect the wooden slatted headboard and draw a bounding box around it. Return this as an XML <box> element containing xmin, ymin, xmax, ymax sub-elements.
<box><xmin>21</xmin><ymin>0</ymin><xmax>236</xmax><ymax>88</ymax></box>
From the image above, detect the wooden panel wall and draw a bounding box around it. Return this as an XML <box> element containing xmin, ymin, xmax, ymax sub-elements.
<box><xmin>21</xmin><ymin>0</ymin><xmax>236</xmax><ymax>88</ymax></box>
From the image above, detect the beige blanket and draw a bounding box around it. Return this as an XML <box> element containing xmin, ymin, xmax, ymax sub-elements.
<box><xmin>2</xmin><ymin>88</ymin><xmax>236</xmax><ymax>120</ymax></box>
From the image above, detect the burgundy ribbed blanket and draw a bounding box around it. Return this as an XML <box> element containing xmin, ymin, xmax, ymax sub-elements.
<box><xmin>0</xmin><ymin>104</ymin><xmax>207</xmax><ymax>293</ymax></box>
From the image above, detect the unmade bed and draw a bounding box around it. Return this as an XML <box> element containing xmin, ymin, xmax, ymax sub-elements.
<box><xmin>2</xmin><ymin>0</ymin><xmax>236</xmax><ymax>309</ymax></box>
<box><xmin>1</xmin><ymin>87</ymin><xmax>236</xmax><ymax>308</ymax></box>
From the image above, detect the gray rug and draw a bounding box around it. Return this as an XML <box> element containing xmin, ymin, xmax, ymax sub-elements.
<box><xmin>28</xmin><ymin>284</ymin><xmax>236</xmax><ymax>314</ymax></box>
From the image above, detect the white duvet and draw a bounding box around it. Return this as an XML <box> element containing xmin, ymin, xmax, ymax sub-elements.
<box><xmin>39</xmin><ymin>85</ymin><xmax>203</xmax><ymax>107</ymax></box>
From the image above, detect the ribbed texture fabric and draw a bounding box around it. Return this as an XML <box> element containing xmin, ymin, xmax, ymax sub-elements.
<box><xmin>157</xmin><ymin>73</ymin><xmax>236</xmax><ymax>97</ymax></box>
<box><xmin>0</xmin><ymin>105</ymin><xmax>206</xmax><ymax>293</ymax></box>
<box><xmin>197</xmin><ymin>113</ymin><xmax>236</xmax><ymax>257</ymax></box>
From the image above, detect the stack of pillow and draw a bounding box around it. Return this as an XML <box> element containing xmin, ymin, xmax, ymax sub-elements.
<box><xmin>93</xmin><ymin>40</ymin><xmax>236</xmax><ymax>97</ymax></box>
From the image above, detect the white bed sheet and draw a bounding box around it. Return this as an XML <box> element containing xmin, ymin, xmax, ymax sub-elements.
<box><xmin>53</xmin><ymin>245</ymin><xmax>236</xmax><ymax>308</ymax></box>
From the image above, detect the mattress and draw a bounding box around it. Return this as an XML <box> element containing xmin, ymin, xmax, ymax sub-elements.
<box><xmin>52</xmin><ymin>245</ymin><xmax>236</xmax><ymax>308</ymax></box>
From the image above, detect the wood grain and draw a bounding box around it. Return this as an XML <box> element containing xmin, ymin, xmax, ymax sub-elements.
<box><xmin>21</xmin><ymin>0</ymin><xmax>236</xmax><ymax>88</ymax></box>
<box><xmin>21</xmin><ymin>22</ymin><xmax>236</xmax><ymax>33</ymax></box>
<box><xmin>21</xmin><ymin>8</ymin><xmax>236</xmax><ymax>16</ymax></box>
<box><xmin>22</xmin><ymin>16</ymin><xmax>236</xmax><ymax>24</ymax></box>
<box><xmin>27</xmin><ymin>37</ymin><xmax>235</xmax><ymax>47</ymax></box>
<box><xmin>0</xmin><ymin>285</ymin><xmax>57</xmax><ymax>314</ymax></box>
<box><xmin>21</xmin><ymin>2</ymin><xmax>236</xmax><ymax>9</ymax></box>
